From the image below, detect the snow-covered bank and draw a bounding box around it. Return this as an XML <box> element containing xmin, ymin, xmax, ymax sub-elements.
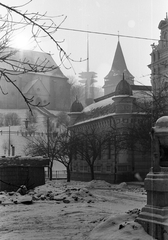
<box><xmin>0</xmin><ymin>180</ymin><xmax>155</xmax><ymax>240</ymax></box>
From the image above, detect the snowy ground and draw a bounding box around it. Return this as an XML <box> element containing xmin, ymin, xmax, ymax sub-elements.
<box><xmin>0</xmin><ymin>180</ymin><xmax>155</xmax><ymax>240</ymax></box>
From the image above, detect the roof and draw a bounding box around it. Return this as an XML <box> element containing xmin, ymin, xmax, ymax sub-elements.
<box><xmin>94</xmin><ymin>84</ymin><xmax>152</xmax><ymax>102</ymax></box>
<box><xmin>71</xmin><ymin>86</ymin><xmax>152</xmax><ymax>125</ymax></box>
<box><xmin>22</xmin><ymin>79</ymin><xmax>38</xmax><ymax>94</ymax></box>
<box><xmin>74</xmin><ymin>97</ymin><xmax>115</xmax><ymax>123</ymax></box>
<box><xmin>104</xmin><ymin>41</ymin><xmax>134</xmax><ymax>84</ymax></box>
<box><xmin>22</xmin><ymin>79</ymin><xmax>49</xmax><ymax>94</ymax></box>
<box><xmin>0</xmin><ymin>156</ymin><xmax>49</xmax><ymax>167</ymax></box>
<box><xmin>0</xmin><ymin>48</ymin><xmax>67</xmax><ymax>79</ymax></box>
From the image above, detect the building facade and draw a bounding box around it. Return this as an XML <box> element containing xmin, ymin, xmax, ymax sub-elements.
<box><xmin>148</xmin><ymin>14</ymin><xmax>168</xmax><ymax>94</ymax></box>
<box><xmin>69</xmin><ymin>75</ymin><xmax>151</xmax><ymax>183</ymax></box>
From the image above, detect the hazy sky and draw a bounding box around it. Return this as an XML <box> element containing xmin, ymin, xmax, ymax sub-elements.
<box><xmin>1</xmin><ymin>0</ymin><xmax>168</xmax><ymax>87</ymax></box>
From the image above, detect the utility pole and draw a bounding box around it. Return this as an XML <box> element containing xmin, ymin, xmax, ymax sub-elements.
<box><xmin>47</xmin><ymin>116</ymin><xmax>50</xmax><ymax>157</ymax></box>
<box><xmin>47</xmin><ymin>116</ymin><xmax>50</xmax><ymax>179</ymax></box>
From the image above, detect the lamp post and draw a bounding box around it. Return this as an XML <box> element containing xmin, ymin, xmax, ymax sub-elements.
<box><xmin>47</xmin><ymin>116</ymin><xmax>50</xmax><ymax>179</ymax></box>
<box><xmin>8</xmin><ymin>125</ymin><xmax>11</xmax><ymax>156</ymax></box>
<box><xmin>24</xmin><ymin>118</ymin><xmax>29</xmax><ymax>129</ymax></box>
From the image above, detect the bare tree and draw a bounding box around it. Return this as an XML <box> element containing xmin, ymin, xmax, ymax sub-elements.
<box><xmin>122</xmin><ymin>81</ymin><xmax>168</xmax><ymax>173</ymax></box>
<box><xmin>54</xmin><ymin>130</ymin><xmax>78</xmax><ymax>182</ymax></box>
<box><xmin>4</xmin><ymin>112</ymin><xmax>20</xmax><ymax>126</ymax></box>
<box><xmin>24</xmin><ymin>111</ymin><xmax>71</xmax><ymax>180</ymax></box>
<box><xmin>75</xmin><ymin>125</ymin><xmax>110</xmax><ymax>180</ymax></box>
<box><xmin>108</xmin><ymin>117</ymin><xmax>128</xmax><ymax>183</ymax></box>
<box><xmin>24</xmin><ymin>131</ymin><xmax>59</xmax><ymax>180</ymax></box>
<box><xmin>0</xmin><ymin>2</ymin><xmax>83</xmax><ymax>112</ymax></box>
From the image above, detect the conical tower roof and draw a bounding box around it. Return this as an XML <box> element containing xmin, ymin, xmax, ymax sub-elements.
<box><xmin>104</xmin><ymin>41</ymin><xmax>134</xmax><ymax>86</ymax></box>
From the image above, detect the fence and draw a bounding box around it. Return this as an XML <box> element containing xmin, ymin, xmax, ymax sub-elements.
<box><xmin>45</xmin><ymin>170</ymin><xmax>67</xmax><ymax>179</ymax></box>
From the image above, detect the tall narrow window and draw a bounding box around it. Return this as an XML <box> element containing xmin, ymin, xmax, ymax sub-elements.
<box><xmin>108</xmin><ymin>139</ymin><xmax>111</xmax><ymax>159</ymax></box>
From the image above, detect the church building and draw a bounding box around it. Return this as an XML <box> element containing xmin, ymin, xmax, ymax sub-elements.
<box><xmin>0</xmin><ymin>49</ymin><xmax>70</xmax><ymax>111</ymax></box>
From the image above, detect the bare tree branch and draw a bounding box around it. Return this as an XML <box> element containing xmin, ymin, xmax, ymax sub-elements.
<box><xmin>0</xmin><ymin>2</ymin><xmax>85</xmax><ymax>112</ymax></box>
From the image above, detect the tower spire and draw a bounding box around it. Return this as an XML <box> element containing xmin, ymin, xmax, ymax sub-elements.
<box><xmin>86</xmin><ymin>33</ymin><xmax>90</xmax><ymax>100</ymax></box>
<box><xmin>118</xmin><ymin>31</ymin><xmax>120</xmax><ymax>42</ymax></box>
<box><xmin>87</xmin><ymin>33</ymin><xmax>89</xmax><ymax>73</ymax></box>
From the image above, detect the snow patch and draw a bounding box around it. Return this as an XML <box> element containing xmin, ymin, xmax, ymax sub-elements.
<box><xmin>86</xmin><ymin>180</ymin><xmax>112</xmax><ymax>189</ymax></box>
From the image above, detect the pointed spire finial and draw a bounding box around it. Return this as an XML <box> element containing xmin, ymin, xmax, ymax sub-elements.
<box><xmin>118</xmin><ymin>31</ymin><xmax>120</xmax><ymax>41</ymax></box>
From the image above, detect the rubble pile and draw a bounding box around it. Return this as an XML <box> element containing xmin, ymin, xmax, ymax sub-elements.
<box><xmin>0</xmin><ymin>185</ymin><xmax>96</xmax><ymax>205</ymax></box>
<box><xmin>0</xmin><ymin>180</ymin><xmax>146</xmax><ymax>206</ymax></box>
<box><xmin>32</xmin><ymin>186</ymin><xmax>96</xmax><ymax>203</ymax></box>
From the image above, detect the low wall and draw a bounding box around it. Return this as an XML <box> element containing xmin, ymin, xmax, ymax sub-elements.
<box><xmin>70</xmin><ymin>171</ymin><xmax>136</xmax><ymax>184</ymax></box>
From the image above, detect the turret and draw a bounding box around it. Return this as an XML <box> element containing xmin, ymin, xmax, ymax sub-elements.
<box><xmin>68</xmin><ymin>96</ymin><xmax>84</xmax><ymax>126</ymax></box>
<box><xmin>112</xmin><ymin>74</ymin><xmax>135</xmax><ymax>113</ymax></box>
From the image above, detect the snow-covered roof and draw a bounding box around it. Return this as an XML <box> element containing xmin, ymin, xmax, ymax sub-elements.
<box><xmin>0</xmin><ymin>156</ymin><xmax>49</xmax><ymax>167</ymax></box>
<box><xmin>72</xmin><ymin>91</ymin><xmax>151</xmax><ymax>125</ymax></box>
<box><xmin>83</xmin><ymin>97</ymin><xmax>114</xmax><ymax>113</ymax></box>
<box><xmin>74</xmin><ymin>97</ymin><xmax>115</xmax><ymax>124</ymax></box>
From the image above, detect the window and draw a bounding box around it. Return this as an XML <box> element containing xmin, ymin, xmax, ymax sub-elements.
<box><xmin>106</xmin><ymin>166</ymin><xmax>111</xmax><ymax>172</ymax></box>
<box><xmin>118</xmin><ymin>151</ymin><xmax>127</xmax><ymax>164</ymax></box>
<box><xmin>108</xmin><ymin>139</ymin><xmax>111</xmax><ymax>159</ymax></box>
<box><xmin>118</xmin><ymin>165</ymin><xmax>128</xmax><ymax>172</ymax></box>
<box><xmin>123</xmin><ymin>118</ymin><xmax>128</xmax><ymax>123</ymax></box>
<box><xmin>94</xmin><ymin>165</ymin><xmax>101</xmax><ymax>172</ymax></box>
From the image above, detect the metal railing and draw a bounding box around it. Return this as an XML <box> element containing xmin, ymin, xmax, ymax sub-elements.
<box><xmin>45</xmin><ymin>170</ymin><xmax>67</xmax><ymax>179</ymax></box>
